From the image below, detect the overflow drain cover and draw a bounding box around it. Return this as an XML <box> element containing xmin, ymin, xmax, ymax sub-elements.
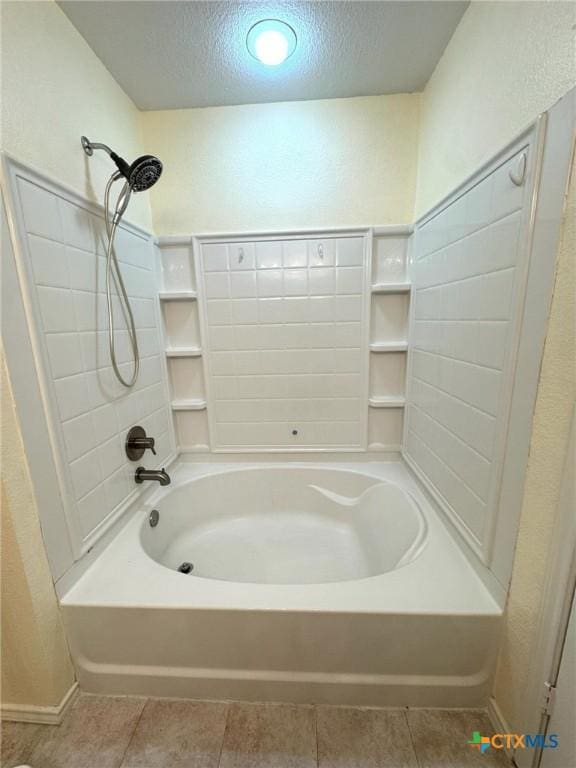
<box><xmin>177</xmin><ymin>562</ymin><xmax>193</xmax><ymax>574</ymax></box>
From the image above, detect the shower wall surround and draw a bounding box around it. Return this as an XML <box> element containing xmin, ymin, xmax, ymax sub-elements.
<box><xmin>200</xmin><ymin>235</ymin><xmax>368</xmax><ymax>451</ymax></box>
<box><xmin>405</xmin><ymin>125</ymin><xmax>543</xmax><ymax>567</ymax></box>
<box><xmin>157</xmin><ymin>231</ymin><xmax>411</xmax><ymax>452</ymax></box>
<box><xmin>3</xmin><ymin>160</ymin><xmax>176</xmax><ymax>559</ymax></box>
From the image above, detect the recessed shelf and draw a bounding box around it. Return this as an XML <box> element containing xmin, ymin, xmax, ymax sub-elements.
<box><xmin>370</xmin><ymin>342</ymin><xmax>408</xmax><ymax>353</ymax></box>
<box><xmin>371</xmin><ymin>282</ymin><xmax>411</xmax><ymax>294</ymax></box>
<box><xmin>165</xmin><ymin>347</ymin><xmax>202</xmax><ymax>358</ymax></box>
<box><xmin>171</xmin><ymin>398</ymin><xmax>207</xmax><ymax>411</ymax></box>
<box><xmin>368</xmin><ymin>396</ymin><xmax>406</xmax><ymax>408</ymax></box>
<box><xmin>159</xmin><ymin>291</ymin><xmax>197</xmax><ymax>301</ymax></box>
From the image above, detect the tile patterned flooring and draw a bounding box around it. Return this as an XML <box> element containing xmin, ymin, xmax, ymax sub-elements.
<box><xmin>1</xmin><ymin>695</ymin><xmax>512</xmax><ymax>768</ymax></box>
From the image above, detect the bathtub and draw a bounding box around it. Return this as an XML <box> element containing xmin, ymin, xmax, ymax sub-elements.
<box><xmin>61</xmin><ymin>460</ymin><xmax>502</xmax><ymax>707</ymax></box>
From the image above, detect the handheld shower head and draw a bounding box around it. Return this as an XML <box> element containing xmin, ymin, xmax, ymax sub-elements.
<box><xmin>127</xmin><ymin>155</ymin><xmax>163</xmax><ymax>191</ymax></box>
<box><xmin>81</xmin><ymin>137</ymin><xmax>163</xmax><ymax>191</ymax></box>
<box><xmin>80</xmin><ymin>135</ymin><xmax>164</xmax><ymax>390</ymax></box>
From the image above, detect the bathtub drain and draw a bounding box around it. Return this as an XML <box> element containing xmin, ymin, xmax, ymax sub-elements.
<box><xmin>177</xmin><ymin>562</ymin><xmax>194</xmax><ymax>574</ymax></box>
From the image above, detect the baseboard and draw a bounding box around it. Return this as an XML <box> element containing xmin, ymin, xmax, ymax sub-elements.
<box><xmin>1</xmin><ymin>682</ymin><xmax>78</xmax><ymax>725</ymax></box>
<box><xmin>487</xmin><ymin>696</ymin><xmax>516</xmax><ymax>762</ymax></box>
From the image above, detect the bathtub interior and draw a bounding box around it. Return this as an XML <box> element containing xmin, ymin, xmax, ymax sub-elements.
<box><xmin>139</xmin><ymin>467</ymin><xmax>427</xmax><ymax>585</ymax></box>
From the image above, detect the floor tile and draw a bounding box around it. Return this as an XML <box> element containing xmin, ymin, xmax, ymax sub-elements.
<box><xmin>407</xmin><ymin>709</ymin><xmax>511</xmax><ymax>767</ymax></box>
<box><xmin>219</xmin><ymin>702</ymin><xmax>317</xmax><ymax>768</ymax></box>
<box><xmin>317</xmin><ymin>706</ymin><xmax>418</xmax><ymax>768</ymax></box>
<box><xmin>120</xmin><ymin>698</ymin><xmax>228</xmax><ymax>768</ymax></box>
<box><xmin>27</xmin><ymin>694</ymin><xmax>146</xmax><ymax>768</ymax></box>
<box><xmin>1</xmin><ymin>721</ymin><xmax>51</xmax><ymax>768</ymax></box>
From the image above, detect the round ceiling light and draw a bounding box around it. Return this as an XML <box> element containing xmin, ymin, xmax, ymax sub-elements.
<box><xmin>246</xmin><ymin>19</ymin><xmax>297</xmax><ymax>66</ymax></box>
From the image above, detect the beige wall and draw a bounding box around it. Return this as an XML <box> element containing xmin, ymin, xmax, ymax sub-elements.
<box><xmin>493</xmin><ymin>152</ymin><xmax>575</xmax><ymax>731</ymax></box>
<box><xmin>0</xmin><ymin>0</ymin><xmax>152</xmax><ymax>230</ymax></box>
<box><xmin>1</xmin><ymin>350</ymin><xmax>75</xmax><ymax>709</ymax></box>
<box><xmin>414</xmin><ymin>0</ymin><xmax>576</xmax><ymax>731</ymax></box>
<box><xmin>142</xmin><ymin>94</ymin><xmax>420</xmax><ymax>235</ymax></box>
<box><xmin>415</xmin><ymin>1</ymin><xmax>576</xmax><ymax>215</ymax></box>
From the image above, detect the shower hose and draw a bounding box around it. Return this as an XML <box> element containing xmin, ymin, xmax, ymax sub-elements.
<box><xmin>104</xmin><ymin>171</ymin><xmax>139</xmax><ymax>388</ymax></box>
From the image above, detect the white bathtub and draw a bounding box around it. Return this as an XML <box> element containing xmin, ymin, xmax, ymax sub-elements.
<box><xmin>61</xmin><ymin>460</ymin><xmax>502</xmax><ymax>707</ymax></box>
<box><xmin>141</xmin><ymin>468</ymin><xmax>427</xmax><ymax>584</ymax></box>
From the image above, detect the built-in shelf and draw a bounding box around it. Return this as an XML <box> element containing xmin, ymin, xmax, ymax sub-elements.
<box><xmin>368</xmin><ymin>396</ymin><xmax>406</xmax><ymax>409</ymax></box>
<box><xmin>171</xmin><ymin>398</ymin><xmax>207</xmax><ymax>411</ymax></box>
<box><xmin>371</xmin><ymin>282</ymin><xmax>411</xmax><ymax>294</ymax></box>
<box><xmin>369</xmin><ymin>342</ymin><xmax>408</xmax><ymax>353</ymax></box>
<box><xmin>165</xmin><ymin>347</ymin><xmax>203</xmax><ymax>358</ymax></box>
<box><xmin>159</xmin><ymin>291</ymin><xmax>197</xmax><ymax>301</ymax></box>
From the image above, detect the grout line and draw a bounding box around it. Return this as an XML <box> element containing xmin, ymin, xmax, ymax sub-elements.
<box><xmin>411</xmin><ymin>372</ymin><xmax>497</xmax><ymax>421</ymax></box>
<box><xmin>411</xmin><ymin>345</ymin><xmax>503</xmax><ymax>373</ymax></box>
<box><xmin>404</xmin><ymin>708</ymin><xmax>423</xmax><ymax>768</ymax></box>
<box><xmin>117</xmin><ymin>696</ymin><xmax>148</xmax><ymax>768</ymax></box>
<box><xmin>415</xmin><ymin>263</ymin><xmax>516</xmax><ymax>293</ymax></box>
<box><xmin>411</xmin><ymin>399</ymin><xmax>492</xmax><ymax>471</ymax></box>
<box><xmin>216</xmin><ymin>702</ymin><xmax>231</xmax><ymax>768</ymax></box>
<box><xmin>415</xmin><ymin>206</ymin><xmax>521</xmax><ymax>261</ymax></box>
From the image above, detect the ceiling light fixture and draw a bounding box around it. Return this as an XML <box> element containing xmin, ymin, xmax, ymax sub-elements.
<box><xmin>246</xmin><ymin>19</ymin><xmax>297</xmax><ymax>66</ymax></box>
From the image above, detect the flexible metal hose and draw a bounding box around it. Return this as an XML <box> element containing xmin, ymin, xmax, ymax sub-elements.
<box><xmin>104</xmin><ymin>172</ymin><xmax>139</xmax><ymax>388</ymax></box>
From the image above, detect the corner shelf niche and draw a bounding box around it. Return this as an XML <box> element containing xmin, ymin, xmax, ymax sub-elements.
<box><xmin>368</xmin><ymin>229</ymin><xmax>411</xmax><ymax>451</ymax></box>
<box><xmin>159</xmin><ymin>290</ymin><xmax>198</xmax><ymax>301</ymax></box>
<box><xmin>157</xmin><ymin>239</ymin><xmax>209</xmax><ymax>451</ymax></box>
<box><xmin>371</xmin><ymin>282</ymin><xmax>411</xmax><ymax>294</ymax></box>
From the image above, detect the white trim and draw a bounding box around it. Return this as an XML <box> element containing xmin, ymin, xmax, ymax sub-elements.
<box><xmin>194</xmin><ymin>226</ymin><xmax>371</xmax><ymax>243</ymax></box>
<box><xmin>156</xmin><ymin>226</ymin><xmax>411</xmax><ymax>246</ymax></box>
<box><xmin>361</xmin><ymin>230</ymin><xmax>374</xmax><ymax>450</ymax></box>
<box><xmin>487</xmin><ymin>696</ymin><xmax>516</xmax><ymax>762</ymax></box>
<box><xmin>1</xmin><ymin>682</ymin><xmax>78</xmax><ymax>725</ymax></box>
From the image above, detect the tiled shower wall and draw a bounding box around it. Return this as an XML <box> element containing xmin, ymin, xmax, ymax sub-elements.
<box><xmin>199</xmin><ymin>236</ymin><xmax>368</xmax><ymax>450</ymax></box>
<box><xmin>11</xmin><ymin>172</ymin><xmax>175</xmax><ymax>555</ymax></box>
<box><xmin>404</xmin><ymin>141</ymin><xmax>536</xmax><ymax>559</ymax></box>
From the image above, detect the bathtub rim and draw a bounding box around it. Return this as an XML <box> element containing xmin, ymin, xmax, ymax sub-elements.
<box><xmin>60</xmin><ymin>460</ymin><xmax>503</xmax><ymax>617</ymax></box>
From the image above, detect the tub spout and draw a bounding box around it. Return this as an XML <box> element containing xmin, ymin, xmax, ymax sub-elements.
<box><xmin>135</xmin><ymin>466</ymin><xmax>171</xmax><ymax>486</ymax></box>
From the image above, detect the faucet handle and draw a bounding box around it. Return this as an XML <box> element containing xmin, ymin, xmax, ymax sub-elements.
<box><xmin>126</xmin><ymin>426</ymin><xmax>157</xmax><ymax>460</ymax></box>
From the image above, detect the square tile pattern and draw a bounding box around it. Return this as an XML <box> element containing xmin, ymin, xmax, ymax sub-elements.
<box><xmin>1</xmin><ymin>695</ymin><xmax>512</xmax><ymax>768</ymax></box>
<box><xmin>16</xmin><ymin>177</ymin><xmax>175</xmax><ymax>549</ymax></box>
<box><xmin>405</xmin><ymin>146</ymin><xmax>532</xmax><ymax>550</ymax></box>
<box><xmin>200</xmin><ymin>237</ymin><xmax>367</xmax><ymax>449</ymax></box>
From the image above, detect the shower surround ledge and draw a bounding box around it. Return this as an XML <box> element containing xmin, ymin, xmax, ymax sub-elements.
<box><xmin>61</xmin><ymin>460</ymin><xmax>502</xmax><ymax>707</ymax></box>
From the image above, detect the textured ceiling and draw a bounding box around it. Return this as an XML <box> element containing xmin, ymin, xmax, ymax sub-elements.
<box><xmin>58</xmin><ymin>1</ymin><xmax>468</xmax><ymax>110</ymax></box>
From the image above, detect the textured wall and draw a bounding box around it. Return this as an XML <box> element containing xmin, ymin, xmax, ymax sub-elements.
<box><xmin>415</xmin><ymin>1</ymin><xmax>576</xmax><ymax>215</ymax></box>
<box><xmin>142</xmin><ymin>94</ymin><xmax>420</xmax><ymax>234</ymax></box>
<box><xmin>1</xmin><ymin>350</ymin><xmax>75</xmax><ymax>708</ymax></box>
<box><xmin>493</xmin><ymin>151</ymin><xmax>575</xmax><ymax>731</ymax></box>
<box><xmin>0</xmin><ymin>0</ymin><xmax>152</xmax><ymax>230</ymax></box>
<box><xmin>414</xmin><ymin>0</ymin><xmax>576</xmax><ymax>729</ymax></box>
